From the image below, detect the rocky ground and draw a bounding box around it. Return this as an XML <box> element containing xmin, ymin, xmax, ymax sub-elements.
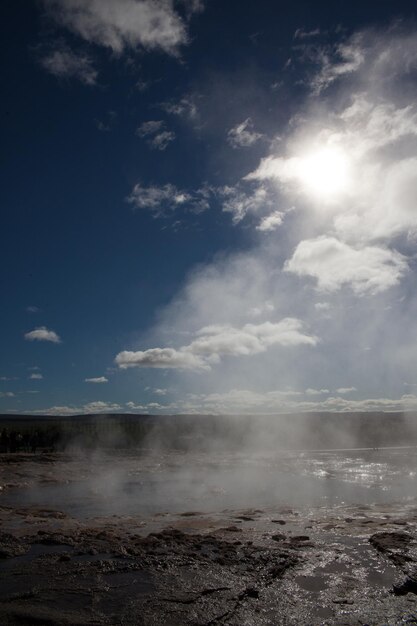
<box><xmin>0</xmin><ymin>453</ymin><xmax>417</xmax><ymax>625</ymax></box>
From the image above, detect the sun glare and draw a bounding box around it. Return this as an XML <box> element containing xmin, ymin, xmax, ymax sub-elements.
<box><xmin>296</xmin><ymin>147</ymin><xmax>350</xmax><ymax>200</ymax></box>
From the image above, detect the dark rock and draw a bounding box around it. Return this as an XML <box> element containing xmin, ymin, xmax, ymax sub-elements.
<box><xmin>393</xmin><ymin>575</ymin><xmax>417</xmax><ymax>596</ymax></box>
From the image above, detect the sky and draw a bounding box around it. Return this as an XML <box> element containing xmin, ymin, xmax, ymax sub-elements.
<box><xmin>2</xmin><ymin>0</ymin><xmax>417</xmax><ymax>416</ymax></box>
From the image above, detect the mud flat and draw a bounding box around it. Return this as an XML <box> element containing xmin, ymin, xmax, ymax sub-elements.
<box><xmin>0</xmin><ymin>452</ymin><xmax>417</xmax><ymax>625</ymax></box>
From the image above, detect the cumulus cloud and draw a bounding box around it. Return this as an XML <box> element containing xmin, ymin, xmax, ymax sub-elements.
<box><xmin>126</xmin><ymin>401</ymin><xmax>147</xmax><ymax>411</ymax></box>
<box><xmin>85</xmin><ymin>376</ymin><xmax>108</xmax><ymax>383</ymax></box>
<box><xmin>116</xmin><ymin>318</ymin><xmax>317</xmax><ymax>372</ymax></box>
<box><xmin>40</xmin><ymin>45</ymin><xmax>98</xmax><ymax>84</ymax></box>
<box><xmin>189</xmin><ymin>319</ymin><xmax>317</xmax><ymax>359</ymax></box>
<box><xmin>43</xmin><ymin>0</ymin><xmax>192</xmax><ymax>55</ymax></box>
<box><xmin>227</xmin><ymin>118</ymin><xmax>263</xmax><ymax>148</ymax></box>
<box><xmin>115</xmin><ymin>348</ymin><xmax>208</xmax><ymax>371</ymax></box>
<box><xmin>285</xmin><ymin>236</ymin><xmax>408</xmax><ymax>294</ymax></box>
<box><xmin>24</xmin><ymin>326</ymin><xmax>62</xmax><ymax>343</ymax></box>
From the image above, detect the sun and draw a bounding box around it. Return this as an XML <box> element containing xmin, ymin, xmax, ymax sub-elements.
<box><xmin>296</xmin><ymin>146</ymin><xmax>350</xmax><ymax>200</ymax></box>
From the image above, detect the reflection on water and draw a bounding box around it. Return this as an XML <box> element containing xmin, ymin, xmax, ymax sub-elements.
<box><xmin>1</xmin><ymin>447</ymin><xmax>416</xmax><ymax>518</ymax></box>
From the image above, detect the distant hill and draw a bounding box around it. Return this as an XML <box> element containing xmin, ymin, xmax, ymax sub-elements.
<box><xmin>1</xmin><ymin>412</ymin><xmax>417</xmax><ymax>451</ymax></box>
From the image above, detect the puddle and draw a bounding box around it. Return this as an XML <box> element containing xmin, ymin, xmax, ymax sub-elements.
<box><xmin>0</xmin><ymin>543</ymin><xmax>73</xmax><ymax>571</ymax></box>
<box><xmin>2</xmin><ymin>448</ymin><xmax>417</xmax><ymax>519</ymax></box>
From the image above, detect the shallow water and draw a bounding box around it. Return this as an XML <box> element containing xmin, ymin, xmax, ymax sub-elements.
<box><xmin>2</xmin><ymin>447</ymin><xmax>417</xmax><ymax>518</ymax></box>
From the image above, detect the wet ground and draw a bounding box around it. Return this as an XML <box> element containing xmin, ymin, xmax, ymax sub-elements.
<box><xmin>0</xmin><ymin>450</ymin><xmax>417</xmax><ymax>625</ymax></box>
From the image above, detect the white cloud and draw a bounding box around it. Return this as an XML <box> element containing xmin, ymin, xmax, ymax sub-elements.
<box><xmin>227</xmin><ymin>118</ymin><xmax>263</xmax><ymax>149</ymax></box>
<box><xmin>305</xmin><ymin>388</ymin><xmax>329</xmax><ymax>395</ymax></box>
<box><xmin>219</xmin><ymin>184</ymin><xmax>277</xmax><ymax>224</ymax></box>
<box><xmin>0</xmin><ymin>392</ymin><xmax>15</xmax><ymax>398</ymax></box>
<box><xmin>116</xmin><ymin>318</ymin><xmax>317</xmax><ymax>372</ymax></box>
<box><xmin>115</xmin><ymin>348</ymin><xmax>208</xmax><ymax>371</ymax></box>
<box><xmin>150</xmin><ymin>130</ymin><xmax>176</xmax><ymax>150</ymax></box>
<box><xmin>294</xmin><ymin>28</ymin><xmax>321</xmax><ymax>40</ymax></box>
<box><xmin>27</xmin><ymin>306</ymin><xmax>40</xmax><ymax>313</ymax></box>
<box><xmin>336</xmin><ymin>387</ymin><xmax>357</xmax><ymax>394</ymax></box>
<box><xmin>32</xmin><ymin>400</ymin><xmax>121</xmax><ymax>416</ymax></box>
<box><xmin>127</xmin><ymin>183</ymin><xmax>209</xmax><ymax>217</ymax></box>
<box><xmin>136</xmin><ymin>120</ymin><xmax>165</xmax><ymax>137</ymax></box>
<box><xmin>126</xmin><ymin>401</ymin><xmax>147</xmax><ymax>411</ymax></box>
<box><xmin>311</xmin><ymin>37</ymin><xmax>365</xmax><ymax>93</ymax></box>
<box><xmin>241</xmin><ymin>27</ymin><xmax>417</xmax><ymax>316</ymax></box>
<box><xmin>309</xmin><ymin>28</ymin><xmax>417</xmax><ymax>94</ymax></box>
<box><xmin>189</xmin><ymin>319</ymin><xmax>317</xmax><ymax>359</ymax></box>
<box><xmin>24</xmin><ymin>326</ymin><xmax>62</xmax><ymax>343</ymax></box>
<box><xmin>41</xmin><ymin>46</ymin><xmax>98</xmax><ymax>84</ymax></box>
<box><xmin>135</xmin><ymin>121</ymin><xmax>176</xmax><ymax>150</ymax></box>
<box><xmin>285</xmin><ymin>237</ymin><xmax>408</xmax><ymax>295</ymax></box>
<box><xmin>85</xmin><ymin>376</ymin><xmax>108</xmax><ymax>383</ymax></box>
<box><xmin>114</xmin><ymin>26</ymin><xmax>417</xmax><ymax>414</ymax></box>
<box><xmin>29</xmin><ymin>373</ymin><xmax>43</xmax><ymax>380</ymax></box>
<box><xmin>162</xmin><ymin>96</ymin><xmax>198</xmax><ymax>118</ymax></box>
<box><xmin>248</xmin><ymin>302</ymin><xmax>275</xmax><ymax>317</ymax></box>
<box><xmin>0</xmin><ymin>376</ymin><xmax>19</xmax><ymax>381</ymax></box>
<box><xmin>173</xmin><ymin>390</ymin><xmax>417</xmax><ymax>414</ymax></box>
<box><xmin>43</xmin><ymin>0</ymin><xmax>190</xmax><ymax>56</ymax></box>
<box><xmin>178</xmin><ymin>0</ymin><xmax>205</xmax><ymax>16</ymax></box>
<box><xmin>256</xmin><ymin>211</ymin><xmax>284</xmax><ymax>232</ymax></box>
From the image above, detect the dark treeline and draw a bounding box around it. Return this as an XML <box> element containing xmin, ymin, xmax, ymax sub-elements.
<box><xmin>0</xmin><ymin>412</ymin><xmax>417</xmax><ymax>452</ymax></box>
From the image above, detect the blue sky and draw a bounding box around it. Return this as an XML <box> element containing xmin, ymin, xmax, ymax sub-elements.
<box><xmin>2</xmin><ymin>0</ymin><xmax>417</xmax><ymax>415</ymax></box>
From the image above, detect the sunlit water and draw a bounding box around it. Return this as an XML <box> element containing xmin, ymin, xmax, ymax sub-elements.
<box><xmin>2</xmin><ymin>447</ymin><xmax>417</xmax><ymax>518</ymax></box>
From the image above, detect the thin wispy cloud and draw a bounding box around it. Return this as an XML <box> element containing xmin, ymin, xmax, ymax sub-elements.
<box><xmin>136</xmin><ymin>120</ymin><xmax>176</xmax><ymax>150</ymax></box>
<box><xmin>42</xmin><ymin>0</ymin><xmax>198</xmax><ymax>56</ymax></box>
<box><xmin>227</xmin><ymin>118</ymin><xmax>263</xmax><ymax>149</ymax></box>
<box><xmin>127</xmin><ymin>183</ymin><xmax>210</xmax><ymax>217</ymax></box>
<box><xmin>40</xmin><ymin>45</ymin><xmax>98</xmax><ymax>84</ymax></box>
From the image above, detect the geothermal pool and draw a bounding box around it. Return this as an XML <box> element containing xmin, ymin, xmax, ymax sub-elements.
<box><xmin>1</xmin><ymin>447</ymin><xmax>417</xmax><ymax>625</ymax></box>
<box><xmin>2</xmin><ymin>446</ymin><xmax>416</xmax><ymax>518</ymax></box>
